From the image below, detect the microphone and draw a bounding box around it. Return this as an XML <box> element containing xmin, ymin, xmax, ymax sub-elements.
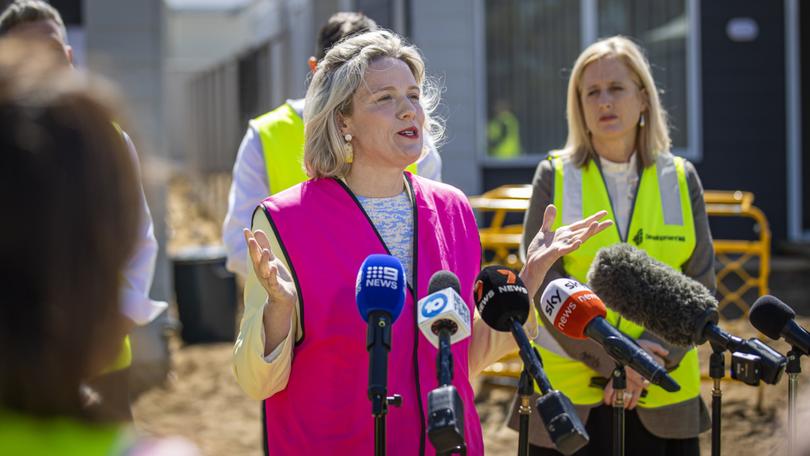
<box><xmin>587</xmin><ymin>243</ymin><xmax>786</xmax><ymax>385</ymax></box>
<box><xmin>417</xmin><ymin>270</ymin><xmax>471</xmax><ymax>453</ymax></box>
<box><xmin>540</xmin><ymin>278</ymin><xmax>680</xmax><ymax>392</ymax></box>
<box><xmin>356</xmin><ymin>254</ymin><xmax>406</xmax><ymax>415</ymax></box>
<box><xmin>750</xmin><ymin>296</ymin><xmax>810</xmax><ymax>356</ymax></box>
<box><xmin>475</xmin><ymin>266</ymin><xmax>589</xmax><ymax>455</ymax></box>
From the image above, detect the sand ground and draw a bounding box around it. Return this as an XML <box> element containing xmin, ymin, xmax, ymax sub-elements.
<box><xmin>132</xmin><ymin>318</ymin><xmax>810</xmax><ymax>455</ymax></box>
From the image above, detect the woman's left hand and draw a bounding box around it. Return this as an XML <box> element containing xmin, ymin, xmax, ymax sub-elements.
<box><xmin>520</xmin><ymin>204</ymin><xmax>613</xmax><ymax>297</ymax></box>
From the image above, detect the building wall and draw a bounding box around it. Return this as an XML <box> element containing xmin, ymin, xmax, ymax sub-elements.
<box><xmin>697</xmin><ymin>0</ymin><xmax>787</xmax><ymax>240</ymax></box>
<box><xmin>84</xmin><ymin>0</ymin><xmax>171</xmax><ymax>300</ymax></box>
<box><xmin>410</xmin><ymin>0</ymin><xmax>484</xmax><ymax>195</ymax></box>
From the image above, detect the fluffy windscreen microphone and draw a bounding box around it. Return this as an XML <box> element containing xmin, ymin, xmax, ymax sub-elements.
<box><xmin>474</xmin><ymin>266</ymin><xmax>530</xmax><ymax>331</ymax></box>
<box><xmin>750</xmin><ymin>295</ymin><xmax>810</xmax><ymax>356</ymax></box>
<box><xmin>587</xmin><ymin>243</ymin><xmax>719</xmax><ymax>347</ymax></box>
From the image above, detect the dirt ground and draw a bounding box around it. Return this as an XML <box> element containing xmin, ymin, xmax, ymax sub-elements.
<box><xmin>142</xmin><ymin>176</ymin><xmax>810</xmax><ymax>455</ymax></box>
<box><xmin>131</xmin><ymin>320</ymin><xmax>810</xmax><ymax>456</ymax></box>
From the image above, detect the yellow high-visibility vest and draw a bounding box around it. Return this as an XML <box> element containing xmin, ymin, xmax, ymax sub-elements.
<box><xmin>487</xmin><ymin>110</ymin><xmax>522</xmax><ymax>158</ymax></box>
<box><xmin>253</xmin><ymin>102</ymin><xmax>417</xmax><ymax>194</ymax></box>
<box><xmin>534</xmin><ymin>151</ymin><xmax>699</xmax><ymax>409</ymax></box>
<box><xmin>0</xmin><ymin>410</ymin><xmax>125</xmax><ymax>456</ymax></box>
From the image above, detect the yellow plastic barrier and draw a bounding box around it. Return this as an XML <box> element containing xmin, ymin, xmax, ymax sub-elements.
<box><xmin>704</xmin><ymin>191</ymin><xmax>771</xmax><ymax>316</ymax></box>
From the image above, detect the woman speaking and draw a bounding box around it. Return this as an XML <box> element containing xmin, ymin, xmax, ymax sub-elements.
<box><xmin>232</xmin><ymin>30</ymin><xmax>611</xmax><ymax>455</ymax></box>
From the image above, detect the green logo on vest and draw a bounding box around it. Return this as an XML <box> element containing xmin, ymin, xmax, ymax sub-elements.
<box><xmin>633</xmin><ymin>228</ymin><xmax>686</xmax><ymax>245</ymax></box>
<box><xmin>633</xmin><ymin>228</ymin><xmax>644</xmax><ymax>245</ymax></box>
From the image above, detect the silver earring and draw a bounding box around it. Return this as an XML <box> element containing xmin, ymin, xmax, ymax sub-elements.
<box><xmin>639</xmin><ymin>114</ymin><xmax>646</xmax><ymax>128</ymax></box>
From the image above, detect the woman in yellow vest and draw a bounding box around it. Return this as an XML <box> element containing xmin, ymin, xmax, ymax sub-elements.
<box><xmin>515</xmin><ymin>36</ymin><xmax>715</xmax><ymax>455</ymax></box>
<box><xmin>0</xmin><ymin>39</ymin><xmax>197</xmax><ymax>456</ymax></box>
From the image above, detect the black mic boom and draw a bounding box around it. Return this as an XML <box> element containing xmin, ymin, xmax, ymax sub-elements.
<box><xmin>475</xmin><ymin>266</ymin><xmax>589</xmax><ymax>455</ymax></box>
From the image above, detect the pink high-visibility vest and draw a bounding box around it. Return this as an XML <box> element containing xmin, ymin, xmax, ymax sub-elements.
<box><xmin>259</xmin><ymin>173</ymin><xmax>483</xmax><ymax>455</ymax></box>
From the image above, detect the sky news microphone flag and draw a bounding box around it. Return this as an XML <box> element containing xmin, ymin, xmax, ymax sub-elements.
<box><xmin>540</xmin><ymin>278</ymin><xmax>680</xmax><ymax>392</ymax></box>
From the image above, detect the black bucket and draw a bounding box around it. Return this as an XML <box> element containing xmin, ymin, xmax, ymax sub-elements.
<box><xmin>171</xmin><ymin>246</ymin><xmax>236</xmax><ymax>344</ymax></box>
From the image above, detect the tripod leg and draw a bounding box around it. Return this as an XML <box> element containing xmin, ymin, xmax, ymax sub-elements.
<box><xmin>612</xmin><ymin>366</ymin><xmax>626</xmax><ymax>456</ymax></box>
<box><xmin>788</xmin><ymin>373</ymin><xmax>798</xmax><ymax>456</ymax></box>
<box><xmin>712</xmin><ymin>379</ymin><xmax>722</xmax><ymax>456</ymax></box>
<box><xmin>518</xmin><ymin>369</ymin><xmax>532</xmax><ymax>456</ymax></box>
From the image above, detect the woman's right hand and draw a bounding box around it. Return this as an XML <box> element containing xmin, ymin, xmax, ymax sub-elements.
<box><xmin>243</xmin><ymin>228</ymin><xmax>297</xmax><ymax>312</ymax></box>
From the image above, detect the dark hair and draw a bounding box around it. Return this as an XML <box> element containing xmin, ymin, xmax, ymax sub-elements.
<box><xmin>0</xmin><ymin>38</ymin><xmax>140</xmax><ymax>420</ymax></box>
<box><xmin>315</xmin><ymin>11</ymin><xmax>377</xmax><ymax>60</ymax></box>
<box><xmin>0</xmin><ymin>0</ymin><xmax>67</xmax><ymax>40</ymax></box>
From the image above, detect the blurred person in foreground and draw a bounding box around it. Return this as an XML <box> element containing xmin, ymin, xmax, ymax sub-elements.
<box><xmin>222</xmin><ymin>11</ymin><xmax>443</xmax><ymax>279</ymax></box>
<box><xmin>232</xmin><ymin>30</ymin><xmax>612</xmax><ymax>455</ymax></box>
<box><xmin>0</xmin><ymin>39</ymin><xmax>196</xmax><ymax>456</ymax></box>
<box><xmin>0</xmin><ymin>0</ymin><xmax>167</xmax><ymax>421</ymax></box>
<box><xmin>512</xmin><ymin>36</ymin><xmax>715</xmax><ymax>455</ymax></box>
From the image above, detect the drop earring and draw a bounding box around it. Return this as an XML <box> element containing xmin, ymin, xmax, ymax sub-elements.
<box><xmin>344</xmin><ymin>133</ymin><xmax>353</xmax><ymax>163</ymax></box>
<box><xmin>639</xmin><ymin>113</ymin><xmax>646</xmax><ymax>128</ymax></box>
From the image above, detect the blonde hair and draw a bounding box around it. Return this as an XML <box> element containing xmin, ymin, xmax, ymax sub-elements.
<box><xmin>303</xmin><ymin>30</ymin><xmax>443</xmax><ymax>178</ymax></box>
<box><xmin>563</xmin><ymin>36</ymin><xmax>671</xmax><ymax>168</ymax></box>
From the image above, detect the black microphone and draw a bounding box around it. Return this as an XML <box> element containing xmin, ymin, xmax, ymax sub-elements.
<box><xmin>540</xmin><ymin>278</ymin><xmax>680</xmax><ymax>393</ymax></box>
<box><xmin>588</xmin><ymin>244</ymin><xmax>786</xmax><ymax>385</ymax></box>
<box><xmin>750</xmin><ymin>296</ymin><xmax>810</xmax><ymax>356</ymax></box>
<box><xmin>418</xmin><ymin>271</ymin><xmax>471</xmax><ymax>454</ymax></box>
<box><xmin>475</xmin><ymin>266</ymin><xmax>589</xmax><ymax>455</ymax></box>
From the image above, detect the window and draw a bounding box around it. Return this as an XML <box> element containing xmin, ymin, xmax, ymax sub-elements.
<box><xmin>485</xmin><ymin>0</ymin><xmax>700</xmax><ymax>161</ymax></box>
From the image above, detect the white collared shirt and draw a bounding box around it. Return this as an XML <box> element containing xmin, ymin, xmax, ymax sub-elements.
<box><xmin>599</xmin><ymin>152</ymin><xmax>639</xmax><ymax>240</ymax></box>
<box><xmin>121</xmin><ymin>133</ymin><xmax>168</xmax><ymax>325</ymax></box>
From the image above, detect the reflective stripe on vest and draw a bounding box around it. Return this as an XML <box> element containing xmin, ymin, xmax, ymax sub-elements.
<box><xmin>534</xmin><ymin>151</ymin><xmax>699</xmax><ymax>408</ymax></box>
<box><xmin>253</xmin><ymin>103</ymin><xmax>417</xmax><ymax>195</ymax></box>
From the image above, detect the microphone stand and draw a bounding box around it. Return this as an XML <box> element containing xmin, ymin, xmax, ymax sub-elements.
<box><xmin>610</xmin><ymin>363</ymin><xmax>626</xmax><ymax>456</ymax></box>
<box><xmin>428</xmin><ymin>327</ymin><xmax>467</xmax><ymax>455</ymax></box>
<box><xmin>709</xmin><ymin>343</ymin><xmax>725</xmax><ymax>456</ymax></box>
<box><xmin>786</xmin><ymin>348</ymin><xmax>802</xmax><ymax>456</ymax></box>
<box><xmin>367</xmin><ymin>311</ymin><xmax>402</xmax><ymax>456</ymax></box>
<box><xmin>372</xmin><ymin>393</ymin><xmax>402</xmax><ymax>456</ymax></box>
<box><xmin>517</xmin><ymin>368</ymin><xmax>533</xmax><ymax>456</ymax></box>
<box><xmin>509</xmin><ymin>318</ymin><xmax>589</xmax><ymax>455</ymax></box>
